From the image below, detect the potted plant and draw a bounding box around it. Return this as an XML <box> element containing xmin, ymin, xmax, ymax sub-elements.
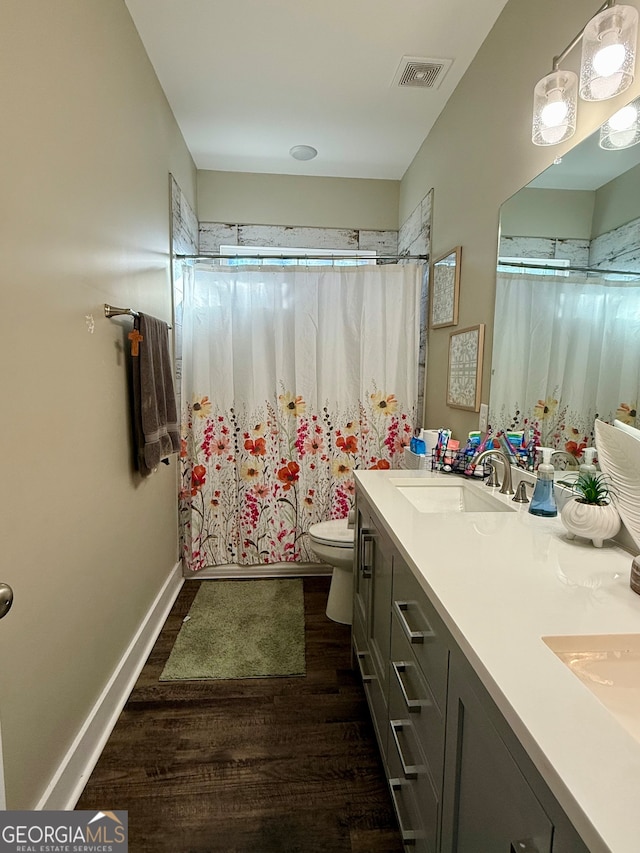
<box><xmin>557</xmin><ymin>472</ymin><xmax>621</xmax><ymax>548</ymax></box>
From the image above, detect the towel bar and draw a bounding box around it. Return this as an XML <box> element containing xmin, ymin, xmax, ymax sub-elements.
<box><xmin>104</xmin><ymin>304</ymin><xmax>172</xmax><ymax>329</ymax></box>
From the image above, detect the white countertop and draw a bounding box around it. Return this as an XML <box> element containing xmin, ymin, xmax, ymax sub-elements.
<box><xmin>354</xmin><ymin>468</ymin><xmax>640</xmax><ymax>853</ymax></box>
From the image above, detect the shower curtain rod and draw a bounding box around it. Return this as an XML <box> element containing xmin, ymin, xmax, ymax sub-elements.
<box><xmin>174</xmin><ymin>252</ymin><xmax>428</xmax><ymax>262</ymax></box>
<box><xmin>498</xmin><ymin>260</ymin><xmax>640</xmax><ymax>278</ymax></box>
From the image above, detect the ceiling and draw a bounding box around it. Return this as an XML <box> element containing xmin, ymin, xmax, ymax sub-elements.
<box><xmin>124</xmin><ymin>0</ymin><xmax>509</xmax><ymax>180</ymax></box>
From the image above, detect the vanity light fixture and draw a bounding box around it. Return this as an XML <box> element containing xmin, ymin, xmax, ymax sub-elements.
<box><xmin>532</xmin><ymin>1</ymin><xmax>639</xmax><ymax>146</ymax></box>
<box><xmin>599</xmin><ymin>95</ymin><xmax>640</xmax><ymax>147</ymax></box>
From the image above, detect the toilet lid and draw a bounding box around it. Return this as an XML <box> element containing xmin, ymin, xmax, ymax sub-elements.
<box><xmin>309</xmin><ymin>518</ymin><xmax>354</xmax><ymax>547</ymax></box>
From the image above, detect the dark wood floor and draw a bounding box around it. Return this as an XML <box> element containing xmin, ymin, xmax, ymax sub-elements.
<box><xmin>77</xmin><ymin>577</ymin><xmax>403</xmax><ymax>853</ymax></box>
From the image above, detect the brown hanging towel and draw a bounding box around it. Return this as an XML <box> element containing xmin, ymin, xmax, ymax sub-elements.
<box><xmin>131</xmin><ymin>313</ymin><xmax>180</xmax><ymax>476</ymax></box>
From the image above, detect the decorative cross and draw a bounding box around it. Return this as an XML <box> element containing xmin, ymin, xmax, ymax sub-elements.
<box><xmin>128</xmin><ymin>329</ymin><xmax>144</xmax><ymax>356</ymax></box>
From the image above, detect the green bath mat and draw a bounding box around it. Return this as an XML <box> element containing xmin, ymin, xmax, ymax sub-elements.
<box><xmin>160</xmin><ymin>578</ymin><xmax>306</xmax><ymax>681</ymax></box>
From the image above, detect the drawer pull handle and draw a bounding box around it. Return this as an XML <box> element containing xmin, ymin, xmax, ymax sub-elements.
<box><xmin>394</xmin><ymin>600</ymin><xmax>434</xmax><ymax>644</ymax></box>
<box><xmin>360</xmin><ymin>531</ymin><xmax>374</xmax><ymax>578</ymax></box>
<box><xmin>390</xmin><ymin>719</ymin><xmax>421</xmax><ymax>779</ymax></box>
<box><xmin>356</xmin><ymin>651</ymin><xmax>373</xmax><ymax>684</ymax></box>
<box><xmin>392</xmin><ymin>661</ymin><xmax>431</xmax><ymax>713</ymax></box>
<box><xmin>389</xmin><ymin>778</ymin><xmax>417</xmax><ymax>845</ymax></box>
<box><xmin>510</xmin><ymin>842</ymin><xmax>540</xmax><ymax>853</ymax></box>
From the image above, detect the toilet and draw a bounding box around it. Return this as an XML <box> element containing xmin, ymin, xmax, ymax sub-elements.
<box><xmin>308</xmin><ymin>518</ymin><xmax>355</xmax><ymax>625</ymax></box>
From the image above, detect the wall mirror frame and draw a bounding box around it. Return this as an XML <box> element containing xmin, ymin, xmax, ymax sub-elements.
<box><xmin>447</xmin><ymin>323</ymin><xmax>485</xmax><ymax>412</ymax></box>
<box><xmin>490</xmin><ymin>96</ymin><xmax>640</xmax><ymax>454</ymax></box>
<box><xmin>430</xmin><ymin>245</ymin><xmax>461</xmax><ymax>329</ymax></box>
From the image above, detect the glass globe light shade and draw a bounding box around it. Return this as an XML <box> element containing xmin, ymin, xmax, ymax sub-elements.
<box><xmin>599</xmin><ymin>97</ymin><xmax>640</xmax><ymax>149</ymax></box>
<box><xmin>580</xmin><ymin>5</ymin><xmax>638</xmax><ymax>101</ymax></box>
<box><xmin>532</xmin><ymin>70</ymin><xmax>578</xmax><ymax>146</ymax></box>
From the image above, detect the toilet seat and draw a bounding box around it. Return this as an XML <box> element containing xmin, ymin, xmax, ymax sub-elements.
<box><xmin>308</xmin><ymin>519</ymin><xmax>354</xmax><ymax>548</ymax></box>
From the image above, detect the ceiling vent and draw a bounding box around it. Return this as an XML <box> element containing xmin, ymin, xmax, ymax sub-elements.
<box><xmin>393</xmin><ymin>56</ymin><xmax>452</xmax><ymax>90</ymax></box>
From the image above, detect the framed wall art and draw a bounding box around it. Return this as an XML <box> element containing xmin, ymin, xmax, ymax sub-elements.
<box><xmin>430</xmin><ymin>245</ymin><xmax>461</xmax><ymax>329</ymax></box>
<box><xmin>447</xmin><ymin>324</ymin><xmax>485</xmax><ymax>412</ymax></box>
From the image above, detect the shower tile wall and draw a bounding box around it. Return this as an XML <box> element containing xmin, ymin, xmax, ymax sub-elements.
<box><xmin>170</xmin><ymin>175</ymin><xmax>199</xmax><ymax>412</ymax></box>
<box><xmin>398</xmin><ymin>189</ymin><xmax>432</xmax><ymax>259</ymax></box>
<box><xmin>590</xmin><ymin>216</ymin><xmax>640</xmax><ymax>271</ymax></box>
<box><xmin>171</xmin><ymin>175</ymin><xmax>199</xmax><ymax>256</ymax></box>
<box><xmin>198</xmin><ymin>222</ymin><xmax>398</xmax><ymax>255</ymax></box>
<box><xmin>398</xmin><ymin>188</ymin><xmax>433</xmax><ymax>428</ymax></box>
<box><xmin>499</xmin><ymin>235</ymin><xmax>589</xmax><ymax>265</ymax></box>
<box><xmin>500</xmin><ymin>216</ymin><xmax>640</xmax><ymax>271</ymax></box>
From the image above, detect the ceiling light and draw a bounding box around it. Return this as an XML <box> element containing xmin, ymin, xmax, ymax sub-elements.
<box><xmin>289</xmin><ymin>145</ymin><xmax>318</xmax><ymax>161</ymax></box>
<box><xmin>599</xmin><ymin>95</ymin><xmax>640</xmax><ymax>147</ymax></box>
<box><xmin>532</xmin><ymin>2</ymin><xmax>639</xmax><ymax>147</ymax></box>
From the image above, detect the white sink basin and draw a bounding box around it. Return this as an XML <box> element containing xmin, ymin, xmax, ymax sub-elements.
<box><xmin>389</xmin><ymin>479</ymin><xmax>515</xmax><ymax>514</ymax></box>
<box><xmin>543</xmin><ymin>634</ymin><xmax>640</xmax><ymax>745</ymax></box>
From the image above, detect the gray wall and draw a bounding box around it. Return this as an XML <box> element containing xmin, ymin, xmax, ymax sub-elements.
<box><xmin>0</xmin><ymin>0</ymin><xmax>195</xmax><ymax>807</ymax></box>
<box><xmin>197</xmin><ymin>170</ymin><xmax>400</xmax><ymax>230</ymax></box>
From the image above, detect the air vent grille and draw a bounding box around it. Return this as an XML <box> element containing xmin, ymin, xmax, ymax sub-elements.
<box><xmin>393</xmin><ymin>56</ymin><xmax>452</xmax><ymax>90</ymax></box>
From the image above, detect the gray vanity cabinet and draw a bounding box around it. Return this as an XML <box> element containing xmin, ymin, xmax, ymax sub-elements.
<box><xmin>353</xmin><ymin>499</ymin><xmax>393</xmax><ymax>759</ymax></box>
<box><xmin>388</xmin><ymin>558</ymin><xmax>449</xmax><ymax>852</ymax></box>
<box><xmin>441</xmin><ymin>646</ymin><xmax>590</xmax><ymax>853</ymax></box>
<box><xmin>354</xmin><ymin>489</ymin><xmax>590</xmax><ymax>853</ymax></box>
<box><xmin>441</xmin><ymin>647</ymin><xmax>553</xmax><ymax>853</ymax></box>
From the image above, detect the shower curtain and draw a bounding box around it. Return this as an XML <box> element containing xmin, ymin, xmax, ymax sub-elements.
<box><xmin>490</xmin><ymin>269</ymin><xmax>640</xmax><ymax>452</ymax></box>
<box><xmin>179</xmin><ymin>262</ymin><xmax>422</xmax><ymax>572</ymax></box>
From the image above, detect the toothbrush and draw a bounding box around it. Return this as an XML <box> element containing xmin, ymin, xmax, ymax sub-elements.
<box><xmin>434</xmin><ymin>428</ymin><xmax>451</xmax><ymax>470</ymax></box>
<box><xmin>434</xmin><ymin>429</ymin><xmax>444</xmax><ymax>469</ymax></box>
<box><xmin>439</xmin><ymin>429</ymin><xmax>451</xmax><ymax>470</ymax></box>
<box><xmin>498</xmin><ymin>431</ymin><xmax>521</xmax><ymax>466</ymax></box>
<box><xmin>525</xmin><ymin>428</ymin><xmax>537</xmax><ymax>471</ymax></box>
<box><xmin>464</xmin><ymin>429</ymin><xmax>492</xmax><ymax>475</ymax></box>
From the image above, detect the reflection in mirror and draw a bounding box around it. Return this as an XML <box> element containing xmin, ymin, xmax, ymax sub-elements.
<box><xmin>490</xmin><ymin>98</ymin><xmax>640</xmax><ymax>456</ymax></box>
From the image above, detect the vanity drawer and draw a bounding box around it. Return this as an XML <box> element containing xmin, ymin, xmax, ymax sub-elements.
<box><xmin>392</xmin><ymin>558</ymin><xmax>449</xmax><ymax>714</ymax></box>
<box><xmin>387</xmin><ymin>720</ymin><xmax>439</xmax><ymax>853</ymax></box>
<box><xmin>354</xmin><ymin>640</ymin><xmax>389</xmax><ymax>761</ymax></box>
<box><xmin>365</xmin><ymin>669</ymin><xmax>389</xmax><ymax>761</ymax></box>
<box><xmin>387</xmin><ymin>775</ymin><xmax>429</xmax><ymax>853</ymax></box>
<box><xmin>352</xmin><ymin>603</ymin><xmax>366</xmax><ymax>657</ymax></box>
<box><xmin>390</xmin><ymin>614</ymin><xmax>445</xmax><ymax>788</ymax></box>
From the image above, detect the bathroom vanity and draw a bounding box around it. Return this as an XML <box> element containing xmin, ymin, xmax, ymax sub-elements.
<box><xmin>353</xmin><ymin>469</ymin><xmax>640</xmax><ymax>853</ymax></box>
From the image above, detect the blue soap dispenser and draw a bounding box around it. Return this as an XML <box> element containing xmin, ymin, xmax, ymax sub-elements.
<box><xmin>528</xmin><ymin>446</ymin><xmax>557</xmax><ymax>517</ymax></box>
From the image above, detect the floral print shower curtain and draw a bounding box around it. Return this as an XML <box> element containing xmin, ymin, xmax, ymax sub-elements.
<box><xmin>489</xmin><ymin>270</ymin><xmax>640</xmax><ymax>453</ymax></box>
<box><xmin>179</xmin><ymin>262</ymin><xmax>421</xmax><ymax>572</ymax></box>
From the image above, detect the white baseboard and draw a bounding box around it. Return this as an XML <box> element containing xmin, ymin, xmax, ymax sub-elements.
<box><xmin>187</xmin><ymin>562</ymin><xmax>332</xmax><ymax>580</ymax></box>
<box><xmin>36</xmin><ymin>561</ymin><xmax>184</xmax><ymax>810</ymax></box>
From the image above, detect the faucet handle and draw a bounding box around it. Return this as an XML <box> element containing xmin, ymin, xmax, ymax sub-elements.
<box><xmin>512</xmin><ymin>480</ymin><xmax>532</xmax><ymax>503</ymax></box>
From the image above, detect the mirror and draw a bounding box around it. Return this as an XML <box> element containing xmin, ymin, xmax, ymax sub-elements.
<box><xmin>490</xmin><ymin>100</ymin><xmax>640</xmax><ymax>455</ymax></box>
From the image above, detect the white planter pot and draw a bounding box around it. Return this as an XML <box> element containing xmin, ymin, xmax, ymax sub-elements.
<box><xmin>560</xmin><ymin>498</ymin><xmax>621</xmax><ymax>548</ymax></box>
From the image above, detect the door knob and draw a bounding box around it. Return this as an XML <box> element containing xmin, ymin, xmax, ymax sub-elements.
<box><xmin>0</xmin><ymin>583</ymin><xmax>14</xmax><ymax>619</ymax></box>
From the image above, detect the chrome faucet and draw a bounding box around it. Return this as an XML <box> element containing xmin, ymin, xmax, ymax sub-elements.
<box><xmin>550</xmin><ymin>450</ymin><xmax>579</xmax><ymax>470</ymax></box>
<box><xmin>473</xmin><ymin>449</ymin><xmax>515</xmax><ymax>495</ymax></box>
